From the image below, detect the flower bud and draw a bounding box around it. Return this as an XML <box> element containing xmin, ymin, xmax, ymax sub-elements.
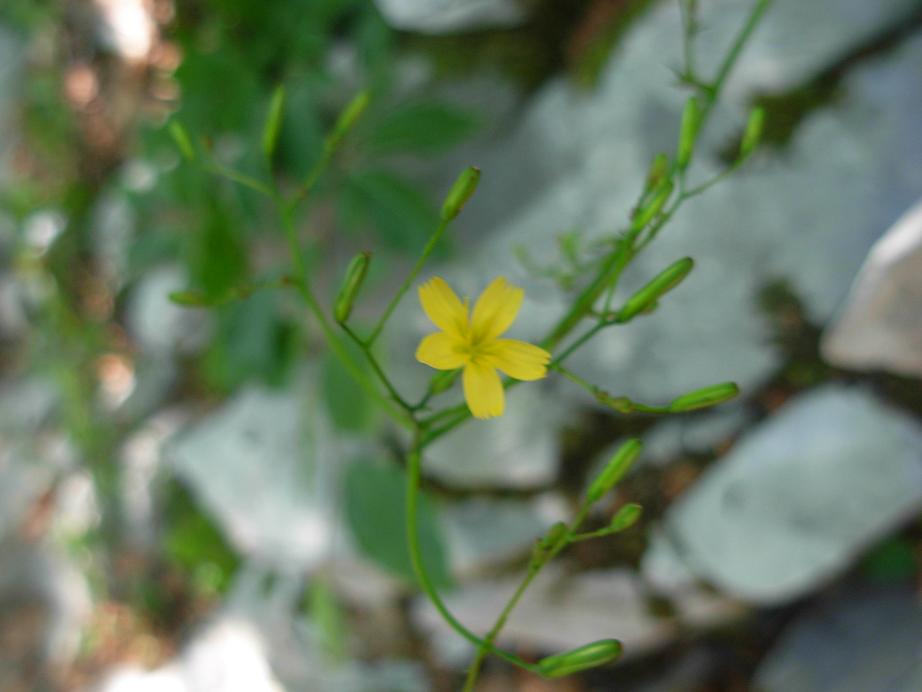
<box><xmin>334</xmin><ymin>252</ymin><xmax>371</xmax><ymax>323</ymax></box>
<box><xmin>326</xmin><ymin>90</ymin><xmax>370</xmax><ymax>152</ymax></box>
<box><xmin>609</xmin><ymin>503</ymin><xmax>642</xmax><ymax>532</ymax></box>
<box><xmin>676</xmin><ymin>96</ymin><xmax>701</xmax><ymax>170</ymax></box>
<box><xmin>617</xmin><ymin>257</ymin><xmax>694</xmax><ymax>322</ymax></box>
<box><xmin>440</xmin><ymin>166</ymin><xmax>481</xmax><ymax>221</ymax></box>
<box><xmin>644</xmin><ymin>153</ymin><xmax>670</xmax><ymax>192</ymax></box>
<box><xmin>168</xmin><ymin>121</ymin><xmax>195</xmax><ymax>161</ymax></box>
<box><xmin>739</xmin><ymin>106</ymin><xmax>765</xmax><ymax>161</ymax></box>
<box><xmin>587</xmin><ymin>439</ymin><xmax>642</xmax><ymax>503</ymax></box>
<box><xmin>262</xmin><ymin>85</ymin><xmax>286</xmax><ymax>160</ymax></box>
<box><xmin>669</xmin><ymin>381</ymin><xmax>739</xmax><ymax>412</ymax></box>
<box><xmin>537</xmin><ymin>639</ymin><xmax>623</xmax><ymax>678</ymax></box>
<box><xmin>168</xmin><ymin>290</ymin><xmax>208</xmax><ymax>306</ymax></box>
<box><xmin>632</xmin><ymin>179</ymin><xmax>673</xmax><ymax>231</ymax></box>
<box><xmin>429</xmin><ymin>369</ymin><xmax>459</xmax><ymax>395</ymax></box>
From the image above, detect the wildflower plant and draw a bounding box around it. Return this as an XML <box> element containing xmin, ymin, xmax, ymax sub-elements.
<box><xmin>167</xmin><ymin>0</ymin><xmax>772</xmax><ymax>687</ymax></box>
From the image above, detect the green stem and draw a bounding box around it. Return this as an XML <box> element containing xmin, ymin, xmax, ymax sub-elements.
<box><xmin>278</xmin><ymin>205</ymin><xmax>412</xmax><ymax>427</ymax></box>
<box><xmin>204</xmin><ymin>161</ymin><xmax>275</xmax><ymax>197</ymax></box>
<box><xmin>367</xmin><ymin>218</ymin><xmax>451</xmax><ymax>346</ymax></box>
<box><xmin>404</xmin><ymin>434</ymin><xmax>540</xmax><ymax>673</ymax></box>
<box><xmin>340</xmin><ymin>323</ymin><xmax>415</xmax><ymax>413</ymax></box>
<box><xmin>462</xmin><ymin>501</ymin><xmax>593</xmax><ymax>689</ymax></box>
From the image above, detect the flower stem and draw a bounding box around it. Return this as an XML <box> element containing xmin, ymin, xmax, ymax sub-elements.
<box><xmin>367</xmin><ymin>217</ymin><xmax>451</xmax><ymax>346</ymax></box>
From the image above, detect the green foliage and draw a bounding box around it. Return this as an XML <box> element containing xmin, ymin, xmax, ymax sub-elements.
<box><xmin>203</xmin><ymin>290</ymin><xmax>300</xmax><ymax>391</ymax></box>
<box><xmin>364</xmin><ymin>101</ymin><xmax>480</xmax><ymax>155</ymax></box>
<box><xmin>342</xmin><ymin>170</ymin><xmax>441</xmax><ymax>252</ymax></box>
<box><xmin>322</xmin><ymin>347</ymin><xmax>377</xmax><ymax>432</ymax></box>
<box><xmin>164</xmin><ymin>481</ymin><xmax>240</xmax><ymax>595</ymax></box>
<box><xmin>344</xmin><ymin>462</ymin><xmax>451</xmax><ymax>589</ymax></box>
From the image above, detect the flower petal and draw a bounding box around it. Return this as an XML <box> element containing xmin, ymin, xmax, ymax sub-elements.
<box><xmin>416</xmin><ymin>332</ymin><xmax>467</xmax><ymax>370</ymax></box>
<box><xmin>419</xmin><ymin>277</ymin><xmax>469</xmax><ymax>338</ymax></box>
<box><xmin>483</xmin><ymin>339</ymin><xmax>550</xmax><ymax>381</ymax></box>
<box><xmin>471</xmin><ymin>276</ymin><xmax>524</xmax><ymax>342</ymax></box>
<box><xmin>463</xmin><ymin>361</ymin><xmax>504</xmax><ymax>419</ymax></box>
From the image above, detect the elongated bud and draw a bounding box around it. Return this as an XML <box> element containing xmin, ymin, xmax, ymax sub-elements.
<box><xmin>168</xmin><ymin>121</ymin><xmax>195</xmax><ymax>161</ymax></box>
<box><xmin>440</xmin><ymin>166</ymin><xmax>481</xmax><ymax>221</ymax></box>
<box><xmin>676</xmin><ymin>96</ymin><xmax>701</xmax><ymax>169</ymax></box>
<box><xmin>262</xmin><ymin>85</ymin><xmax>286</xmax><ymax>160</ymax></box>
<box><xmin>609</xmin><ymin>503</ymin><xmax>642</xmax><ymax>532</ymax></box>
<box><xmin>334</xmin><ymin>252</ymin><xmax>371</xmax><ymax>323</ymax></box>
<box><xmin>429</xmin><ymin>369</ymin><xmax>459</xmax><ymax>395</ymax></box>
<box><xmin>537</xmin><ymin>640</ymin><xmax>623</xmax><ymax>678</ymax></box>
<box><xmin>617</xmin><ymin>257</ymin><xmax>694</xmax><ymax>322</ymax></box>
<box><xmin>587</xmin><ymin>439</ymin><xmax>642</xmax><ymax>503</ymax></box>
<box><xmin>739</xmin><ymin>106</ymin><xmax>765</xmax><ymax>160</ymax></box>
<box><xmin>168</xmin><ymin>290</ymin><xmax>209</xmax><ymax>307</ymax></box>
<box><xmin>669</xmin><ymin>381</ymin><xmax>739</xmax><ymax>412</ymax></box>
<box><xmin>326</xmin><ymin>90</ymin><xmax>370</xmax><ymax>152</ymax></box>
<box><xmin>644</xmin><ymin>153</ymin><xmax>670</xmax><ymax>192</ymax></box>
<box><xmin>632</xmin><ymin>179</ymin><xmax>673</xmax><ymax>231</ymax></box>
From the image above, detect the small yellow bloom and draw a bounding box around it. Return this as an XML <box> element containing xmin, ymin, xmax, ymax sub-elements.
<box><xmin>416</xmin><ymin>276</ymin><xmax>551</xmax><ymax>419</ymax></box>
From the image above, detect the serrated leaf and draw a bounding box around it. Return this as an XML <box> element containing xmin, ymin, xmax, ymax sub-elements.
<box><xmin>344</xmin><ymin>462</ymin><xmax>451</xmax><ymax>588</ymax></box>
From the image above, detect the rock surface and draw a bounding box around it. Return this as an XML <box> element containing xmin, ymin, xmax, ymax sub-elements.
<box><xmin>168</xmin><ymin>386</ymin><xmax>337</xmax><ymax>573</ymax></box>
<box><xmin>414</xmin><ymin>565</ymin><xmax>741</xmax><ymax>667</ymax></box>
<box><xmin>373</xmin><ymin>0</ymin><xmax>525</xmax><ymax>34</ymax></box>
<box><xmin>643</xmin><ymin>386</ymin><xmax>922</xmax><ymax>604</ymax></box>
<box><xmin>822</xmin><ymin>199</ymin><xmax>922</xmax><ymax>377</ymax></box>
<box><xmin>754</xmin><ymin>584</ymin><xmax>922</xmax><ymax>692</ymax></box>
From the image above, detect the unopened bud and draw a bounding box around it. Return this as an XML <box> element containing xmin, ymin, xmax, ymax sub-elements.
<box><xmin>168</xmin><ymin>290</ymin><xmax>208</xmax><ymax>306</ymax></box>
<box><xmin>632</xmin><ymin>179</ymin><xmax>673</xmax><ymax>231</ymax></box>
<box><xmin>587</xmin><ymin>439</ymin><xmax>642</xmax><ymax>503</ymax></box>
<box><xmin>326</xmin><ymin>90</ymin><xmax>370</xmax><ymax>152</ymax></box>
<box><xmin>739</xmin><ymin>106</ymin><xmax>765</xmax><ymax>160</ymax></box>
<box><xmin>609</xmin><ymin>503</ymin><xmax>642</xmax><ymax>532</ymax></box>
<box><xmin>334</xmin><ymin>252</ymin><xmax>371</xmax><ymax>323</ymax></box>
<box><xmin>429</xmin><ymin>369</ymin><xmax>459</xmax><ymax>395</ymax></box>
<box><xmin>440</xmin><ymin>166</ymin><xmax>481</xmax><ymax>221</ymax></box>
<box><xmin>262</xmin><ymin>85</ymin><xmax>286</xmax><ymax>160</ymax></box>
<box><xmin>669</xmin><ymin>381</ymin><xmax>739</xmax><ymax>412</ymax></box>
<box><xmin>644</xmin><ymin>153</ymin><xmax>670</xmax><ymax>192</ymax></box>
<box><xmin>537</xmin><ymin>639</ymin><xmax>623</xmax><ymax>678</ymax></box>
<box><xmin>676</xmin><ymin>96</ymin><xmax>701</xmax><ymax>169</ymax></box>
<box><xmin>617</xmin><ymin>257</ymin><xmax>694</xmax><ymax>322</ymax></box>
<box><xmin>168</xmin><ymin>121</ymin><xmax>195</xmax><ymax>161</ymax></box>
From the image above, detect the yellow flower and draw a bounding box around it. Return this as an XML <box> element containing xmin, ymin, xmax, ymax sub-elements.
<box><xmin>416</xmin><ymin>276</ymin><xmax>551</xmax><ymax>419</ymax></box>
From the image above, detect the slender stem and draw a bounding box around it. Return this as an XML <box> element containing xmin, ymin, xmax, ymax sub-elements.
<box><xmin>367</xmin><ymin>218</ymin><xmax>451</xmax><ymax>346</ymax></box>
<box><xmin>462</xmin><ymin>501</ymin><xmax>593</xmax><ymax>689</ymax></box>
<box><xmin>204</xmin><ymin>161</ymin><xmax>275</xmax><ymax>197</ymax></box>
<box><xmin>278</xmin><ymin>205</ymin><xmax>413</xmax><ymax>427</ymax></box>
<box><xmin>340</xmin><ymin>323</ymin><xmax>415</xmax><ymax>412</ymax></box>
<box><xmin>404</xmin><ymin>434</ymin><xmax>540</xmax><ymax>673</ymax></box>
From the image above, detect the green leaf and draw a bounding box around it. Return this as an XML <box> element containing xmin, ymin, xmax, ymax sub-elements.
<box><xmin>365</xmin><ymin>101</ymin><xmax>479</xmax><ymax>155</ymax></box>
<box><xmin>203</xmin><ymin>291</ymin><xmax>298</xmax><ymax>391</ymax></box>
<box><xmin>342</xmin><ymin>169</ymin><xmax>439</xmax><ymax>252</ymax></box>
<box><xmin>322</xmin><ymin>346</ymin><xmax>376</xmax><ymax>432</ymax></box>
<box><xmin>344</xmin><ymin>462</ymin><xmax>451</xmax><ymax>588</ymax></box>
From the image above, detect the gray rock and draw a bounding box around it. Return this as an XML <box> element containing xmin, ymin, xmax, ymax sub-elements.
<box><xmin>373</xmin><ymin>0</ymin><xmax>524</xmax><ymax>34</ymax></box>
<box><xmin>754</xmin><ymin>585</ymin><xmax>922</xmax><ymax>692</ymax></box>
<box><xmin>441</xmin><ymin>495</ymin><xmax>567</xmax><ymax>576</ymax></box>
<box><xmin>168</xmin><ymin>386</ymin><xmax>337</xmax><ymax>573</ymax></box>
<box><xmin>643</xmin><ymin>386</ymin><xmax>922</xmax><ymax>604</ymax></box>
<box><xmin>422</xmin><ymin>382</ymin><xmax>574</xmax><ymax>488</ymax></box>
<box><xmin>126</xmin><ymin>265</ymin><xmax>211</xmax><ymax>358</ymax></box>
<box><xmin>413</xmin><ymin>565</ymin><xmax>741</xmax><ymax>667</ymax></box>
<box><xmin>822</xmin><ymin>199</ymin><xmax>922</xmax><ymax>377</ymax></box>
